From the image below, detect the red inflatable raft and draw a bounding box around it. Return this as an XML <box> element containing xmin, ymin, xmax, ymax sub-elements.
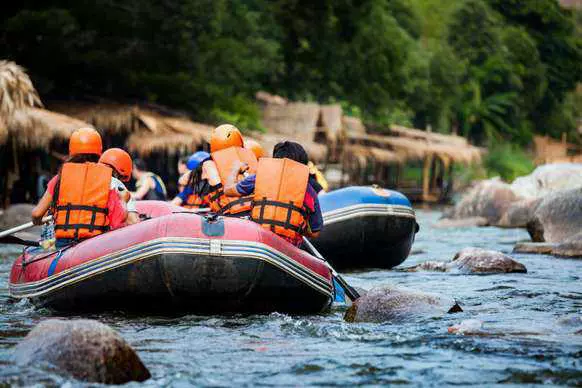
<box><xmin>9</xmin><ymin>201</ymin><xmax>333</xmax><ymax>314</ymax></box>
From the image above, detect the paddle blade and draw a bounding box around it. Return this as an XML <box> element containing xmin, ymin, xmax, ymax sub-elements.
<box><xmin>0</xmin><ymin>235</ymin><xmax>39</xmax><ymax>247</ymax></box>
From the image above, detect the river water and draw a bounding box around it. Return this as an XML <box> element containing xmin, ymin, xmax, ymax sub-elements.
<box><xmin>0</xmin><ymin>209</ymin><xmax>580</xmax><ymax>386</ymax></box>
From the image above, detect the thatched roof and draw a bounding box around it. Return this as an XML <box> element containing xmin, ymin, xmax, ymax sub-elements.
<box><xmin>318</xmin><ymin>104</ymin><xmax>343</xmax><ymax>140</ymax></box>
<box><xmin>343</xmin><ymin>144</ymin><xmax>402</xmax><ymax>164</ymax></box>
<box><xmin>250</xmin><ymin>133</ymin><xmax>328</xmax><ymax>163</ymax></box>
<box><xmin>342</xmin><ymin>116</ymin><xmax>366</xmax><ymax>135</ymax></box>
<box><xmin>256</xmin><ymin>91</ymin><xmax>288</xmax><ymax>106</ymax></box>
<box><xmin>0</xmin><ymin>61</ymin><xmax>43</xmax><ymax>143</ymax></box>
<box><xmin>347</xmin><ymin>130</ymin><xmax>482</xmax><ymax>165</ymax></box>
<box><xmin>49</xmin><ymin>102</ymin><xmax>143</xmax><ymax>134</ymax></box>
<box><xmin>261</xmin><ymin>102</ymin><xmax>320</xmax><ymax>142</ymax></box>
<box><xmin>8</xmin><ymin>108</ymin><xmax>93</xmax><ymax>149</ymax></box>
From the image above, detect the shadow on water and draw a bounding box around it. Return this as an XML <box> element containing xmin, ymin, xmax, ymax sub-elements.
<box><xmin>0</xmin><ymin>209</ymin><xmax>580</xmax><ymax>386</ymax></box>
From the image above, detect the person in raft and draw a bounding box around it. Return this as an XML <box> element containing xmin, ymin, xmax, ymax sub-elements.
<box><xmin>200</xmin><ymin>124</ymin><xmax>259</xmax><ymax>217</ymax></box>
<box><xmin>98</xmin><ymin>148</ymin><xmax>140</xmax><ymax>225</ymax></box>
<box><xmin>131</xmin><ymin>159</ymin><xmax>167</xmax><ymax>200</ymax></box>
<box><xmin>176</xmin><ymin>155</ymin><xmax>190</xmax><ymax>193</ymax></box>
<box><xmin>171</xmin><ymin>151</ymin><xmax>213</xmax><ymax>209</ymax></box>
<box><xmin>223</xmin><ymin>141</ymin><xmax>323</xmax><ymax>246</ymax></box>
<box><xmin>31</xmin><ymin>128</ymin><xmax>133</xmax><ymax>247</ymax></box>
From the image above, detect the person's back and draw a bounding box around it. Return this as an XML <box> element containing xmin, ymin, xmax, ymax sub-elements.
<box><xmin>251</xmin><ymin>157</ymin><xmax>311</xmax><ymax>245</ymax></box>
<box><xmin>223</xmin><ymin>141</ymin><xmax>323</xmax><ymax>246</ymax></box>
<box><xmin>203</xmin><ymin>124</ymin><xmax>258</xmax><ymax>217</ymax></box>
<box><xmin>52</xmin><ymin>161</ymin><xmax>112</xmax><ymax>240</ymax></box>
<box><xmin>32</xmin><ymin>128</ymin><xmax>128</xmax><ymax>246</ymax></box>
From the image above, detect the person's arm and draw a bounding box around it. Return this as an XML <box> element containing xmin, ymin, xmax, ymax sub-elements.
<box><xmin>132</xmin><ymin>176</ymin><xmax>153</xmax><ymax>200</ymax></box>
<box><xmin>171</xmin><ymin>196</ymin><xmax>184</xmax><ymax>206</ymax></box>
<box><xmin>202</xmin><ymin>160</ymin><xmax>221</xmax><ymax>186</ymax></box>
<box><xmin>223</xmin><ymin>161</ymin><xmax>248</xmax><ymax>197</ymax></box>
<box><xmin>32</xmin><ymin>191</ymin><xmax>52</xmax><ymax>225</ymax></box>
<box><xmin>126</xmin><ymin>212</ymin><xmax>140</xmax><ymax>225</ymax></box>
<box><xmin>304</xmin><ymin>186</ymin><xmax>323</xmax><ymax>238</ymax></box>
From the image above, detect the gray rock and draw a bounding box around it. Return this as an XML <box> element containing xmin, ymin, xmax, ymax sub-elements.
<box><xmin>406</xmin><ymin>248</ymin><xmax>527</xmax><ymax>274</ymax></box>
<box><xmin>528</xmin><ymin>187</ymin><xmax>582</xmax><ymax>243</ymax></box>
<box><xmin>434</xmin><ymin>217</ymin><xmax>489</xmax><ymax>228</ymax></box>
<box><xmin>552</xmin><ymin>232</ymin><xmax>582</xmax><ymax>258</ymax></box>
<box><xmin>446</xmin><ymin>178</ymin><xmax>520</xmax><ymax>225</ymax></box>
<box><xmin>497</xmin><ymin>198</ymin><xmax>540</xmax><ymax>228</ymax></box>
<box><xmin>513</xmin><ymin>242</ymin><xmax>557</xmax><ymax>255</ymax></box>
<box><xmin>0</xmin><ymin>204</ymin><xmax>35</xmax><ymax>229</ymax></box>
<box><xmin>344</xmin><ymin>286</ymin><xmax>462</xmax><ymax>323</ymax></box>
<box><xmin>510</xmin><ymin>163</ymin><xmax>582</xmax><ymax>199</ymax></box>
<box><xmin>14</xmin><ymin>319</ymin><xmax>150</xmax><ymax>384</ymax></box>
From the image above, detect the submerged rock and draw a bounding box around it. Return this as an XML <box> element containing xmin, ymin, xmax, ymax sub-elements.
<box><xmin>551</xmin><ymin>232</ymin><xmax>582</xmax><ymax>258</ymax></box>
<box><xmin>444</xmin><ymin>178</ymin><xmax>519</xmax><ymax>225</ymax></box>
<box><xmin>344</xmin><ymin>286</ymin><xmax>462</xmax><ymax>323</ymax></box>
<box><xmin>406</xmin><ymin>248</ymin><xmax>527</xmax><ymax>274</ymax></box>
<box><xmin>448</xmin><ymin>319</ymin><xmax>484</xmax><ymax>335</ymax></box>
<box><xmin>513</xmin><ymin>242</ymin><xmax>557</xmax><ymax>255</ymax></box>
<box><xmin>14</xmin><ymin>319</ymin><xmax>150</xmax><ymax>384</ymax></box>
<box><xmin>528</xmin><ymin>187</ymin><xmax>582</xmax><ymax>243</ymax></box>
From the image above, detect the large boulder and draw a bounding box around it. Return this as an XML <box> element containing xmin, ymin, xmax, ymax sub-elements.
<box><xmin>0</xmin><ymin>204</ymin><xmax>41</xmax><ymax>240</ymax></box>
<box><xmin>497</xmin><ymin>198</ymin><xmax>540</xmax><ymax>228</ymax></box>
<box><xmin>528</xmin><ymin>187</ymin><xmax>582</xmax><ymax>243</ymax></box>
<box><xmin>14</xmin><ymin>319</ymin><xmax>150</xmax><ymax>384</ymax></box>
<box><xmin>510</xmin><ymin>163</ymin><xmax>582</xmax><ymax>199</ymax></box>
<box><xmin>344</xmin><ymin>286</ymin><xmax>462</xmax><ymax>323</ymax></box>
<box><xmin>444</xmin><ymin>178</ymin><xmax>519</xmax><ymax>225</ymax></box>
<box><xmin>552</xmin><ymin>232</ymin><xmax>582</xmax><ymax>258</ymax></box>
<box><xmin>406</xmin><ymin>247</ymin><xmax>527</xmax><ymax>274</ymax></box>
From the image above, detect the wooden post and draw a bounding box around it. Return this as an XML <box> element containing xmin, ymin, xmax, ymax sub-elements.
<box><xmin>422</xmin><ymin>153</ymin><xmax>434</xmax><ymax>201</ymax></box>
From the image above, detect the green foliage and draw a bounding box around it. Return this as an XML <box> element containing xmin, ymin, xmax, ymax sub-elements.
<box><xmin>483</xmin><ymin>142</ymin><xmax>535</xmax><ymax>182</ymax></box>
<box><xmin>0</xmin><ymin>0</ymin><xmax>580</xmax><ymax>147</ymax></box>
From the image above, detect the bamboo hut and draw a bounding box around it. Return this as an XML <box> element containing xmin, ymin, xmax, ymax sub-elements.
<box><xmin>257</xmin><ymin>92</ymin><xmax>350</xmax><ymax>163</ymax></box>
<box><xmin>0</xmin><ymin>60</ymin><xmax>97</xmax><ymax>206</ymax></box>
<box><xmin>533</xmin><ymin>134</ymin><xmax>582</xmax><ymax>164</ymax></box>
<box><xmin>48</xmin><ymin>102</ymin><xmax>216</xmax><ymax>196</ymax></box>
<box><xmin>343</xmin><ymin>126</ymin><xmax>483</xmax><ymax>202</ymax></box>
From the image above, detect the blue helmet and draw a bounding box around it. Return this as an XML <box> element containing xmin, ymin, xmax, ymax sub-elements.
<box><xmin>186</xmin><ymin>151</ymin><xmax>211</xmax><ymax>170</ymax></box>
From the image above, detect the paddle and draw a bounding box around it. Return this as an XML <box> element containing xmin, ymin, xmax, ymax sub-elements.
<box><xmin>0</xmin><ymin>235</ymin><xmax>39</xmax><ymax>247</ymax></box>
<box><xmin>302</xmin><ymin>236</ymin><xmax>360</xmax><ymax>302</ymax></box>
<box><xmin>0</xmin><ymin>216</ymin><xmax>51</xmax><ymax>246</ymax></box>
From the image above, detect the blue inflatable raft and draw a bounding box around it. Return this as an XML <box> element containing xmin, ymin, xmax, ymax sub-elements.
<box><xmin>315</xmin><ymin>186</ymin><xmax>418</xmax><ymax>270</ymax></box>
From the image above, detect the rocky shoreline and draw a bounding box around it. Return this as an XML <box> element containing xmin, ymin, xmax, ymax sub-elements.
<box><xmin>437</xmin><ymin>163</ymin><xmax>582</xmax><ymax>258</ymax></box>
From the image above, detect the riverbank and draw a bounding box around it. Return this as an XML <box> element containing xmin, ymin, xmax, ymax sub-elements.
<box><xmin>1</xmin><ymin>209</ymin><xmax>580</xmax><ymax>385</ymax></box>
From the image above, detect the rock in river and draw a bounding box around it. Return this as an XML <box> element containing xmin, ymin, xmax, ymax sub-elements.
<box><xmin>344</xmin><ymin>286</ymin><xmax>462</xmax><ymax>323</ymax></box>
<box><xmin>527</xmin><ymin>186</ymin><xmax>582</xmax><ymax>243</ymax></box>
<box><xmin>406</xmin><ymin>247</ymin><xmax>527</xmax><ymax>274</ymax></box>
<box><xmin>443</xmin><ymin>178</ymin><xmax>519</xmax><ymax>225</ymax></box>
<box><xmin>14</xmin><ymin>319</ymin><xmax>150</xmax><ymax>384</ymax></box>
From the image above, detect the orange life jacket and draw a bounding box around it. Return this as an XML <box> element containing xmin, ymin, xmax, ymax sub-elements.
<box><xmin>53</xmin><ymin>162</ymin><xmax>112</xmax><ymax>240</ymax></box>
<box><xmin>183</xmin><ymin>193</ymin><xmax>207</xmax><ymax>209</ymax></box>
<box><xmin>207</xmin><ymin>147</ymin><xmax>258</xmax><ymax>215</ymax></box>
<box><xmin>250</xmin><ymin>158</ymin><xmax>309</xmax><ymax>242</ymax></box>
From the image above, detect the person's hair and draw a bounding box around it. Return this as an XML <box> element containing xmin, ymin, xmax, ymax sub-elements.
<box><xmin>57</xmin><ymin>153</ymin><xmax>99</xmax><ymax>176</ymax></box>
<box><xmin>66</xmin><ymin>153</ymin><xmax>100</xmax><ymax>164</ymax></box>
<box><xmin>187</xmin><ymin>164</ymin><xmax>206</xmax><ymax>194</ymax></box>
<box><xmin>272</xmin><ymin>141</ymin><xmax>308</xmax><ymax>165</ymax></box>
<box><xmin>133</xmin><ymin>158</ymin><xmax>147</xmax><ymax>171</ymax></box>
<box><xmin>178</xmin><ymin>156</ymin><xmax>188</xmax><ymax>165</ymax></box>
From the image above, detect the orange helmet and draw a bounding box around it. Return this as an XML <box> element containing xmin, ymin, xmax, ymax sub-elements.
<box><xmin>210</xmin><ymin>124</ymin><xmax>244</xmax><ymax>153</ymax></box>
<box><xmin>245</xmin><ymin>139</ymin><xmax>265</xmax><ymax>159</ymax></box>
<box><xmin>69</xmin><ymin>127</ymin><xmax>102</xmax><ymax>156</ymax></box>
<box><xmin>99</xmin><ymin>148</ymin><xmax>133</xmax><ymax>182</ymax></box>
